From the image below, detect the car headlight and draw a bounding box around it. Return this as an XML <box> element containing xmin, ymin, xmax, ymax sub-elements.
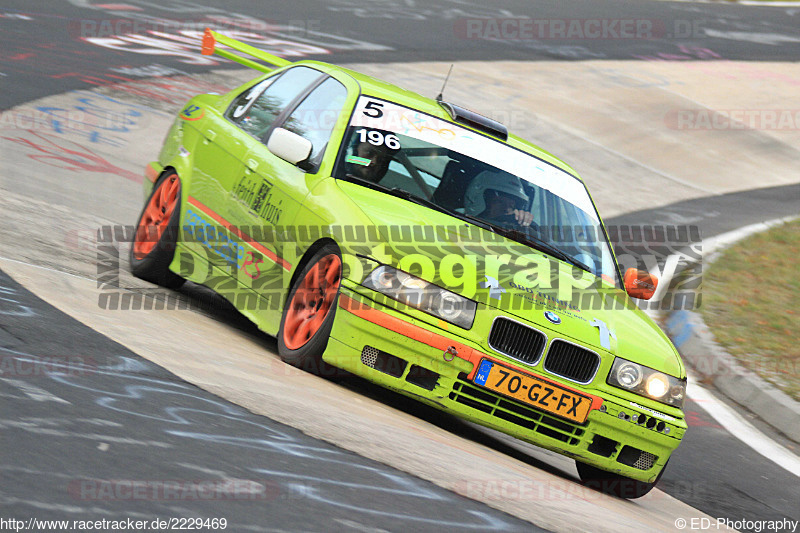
<box><xmin>607</xmin><ymin>357</ymin><xmax>686</xmax><ymax>408</ymax></box>
<box><xmin>362</xmin><ymin>265</ymin><xmax>476</xmax><ymax>329</ymax></box>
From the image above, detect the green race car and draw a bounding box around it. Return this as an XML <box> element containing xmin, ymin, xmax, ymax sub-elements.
<box><xmin>131</xmin><ymin>29</ymin><xmax>687</xmax><ymax>499</ymax></box>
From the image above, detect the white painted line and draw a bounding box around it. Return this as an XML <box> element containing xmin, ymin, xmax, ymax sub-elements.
<box><xmin>649</xmin><ymin>214</ymin><xmax>799</xmax><ymax>303</ymax></box>
<box><xmin>656</xmin><ymin>0</ymin><xmax>800</xmax><ymax>4</ymax></box>
<box><xmin>0</xmin><ymin>254</ymin><xmax>97</xmax><ymax>284</ymax></box>
<box><xmin>737</xmin><ymin>2</ymin><xmax>800</xmax><ymax>6</ymax></box>
<box><xmin>688</xmin><ymin>381</ymin><xmax>800</xmax><ymax>478</ymax></box>
<box><xmin>651</xmin><ymin>215</ymin><xmax>800</xmax><ymax>477</ymax></box>
<box><xmin>703</xmin><ymin>29</ymin><xmax>800</xmax><ymax>45</ymax></box>
<box><xmin>0</xmin><ymin>378</ymin><xmax>71</xmax><ymax>404</ymax></box>
<box><xmin>703</xmin><ymin>215</ymin><xmax>800</xmax><ymax>264</ymax></box>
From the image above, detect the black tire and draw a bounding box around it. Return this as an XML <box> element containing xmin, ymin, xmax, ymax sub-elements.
<box><xmin>576</xmin><ymin>459</ymin><xmax>667</xmax><ymax>499</ymax></box>
<box><xmin>129</xmin><ymin>171</ymin><xmax>185</xmax><ymax>290</ymax></box>
<box><xmin>277</xmin><ymin>244</ymin><xmax>343</xmax><ymax>377</ymax></box>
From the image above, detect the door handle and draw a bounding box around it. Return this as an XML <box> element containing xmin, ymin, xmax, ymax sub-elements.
<box><xmin>246</xmin><ymin>158</ymin><xmax>258</xmax><ymax>171</ymax></box>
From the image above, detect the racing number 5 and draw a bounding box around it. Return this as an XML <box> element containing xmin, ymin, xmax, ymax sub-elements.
<box><xmin>363</xmin><ymin>100</ymin><xmax>384</xmax><ymax>118</ymax></box>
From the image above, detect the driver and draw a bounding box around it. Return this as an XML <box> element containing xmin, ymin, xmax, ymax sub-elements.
<box><xmin>464</xmin><ymin>170</ymin><xmax>534</xmax><ymax>227</ymax></box>
<box><xmin>345</xmin><ymin>137</ymin><xmax>399</xmax><ymax>183</ymax></box>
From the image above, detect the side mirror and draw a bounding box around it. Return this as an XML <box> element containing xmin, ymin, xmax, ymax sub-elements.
<box><xmin>624</xmin><ymin>268</ymin><xmax>658</xmax><ymax>300</ymax></box>
<box><xmin>267</xmin><ymin>127</ymin><xmax>312</xmax><ymax>167</ymax></box>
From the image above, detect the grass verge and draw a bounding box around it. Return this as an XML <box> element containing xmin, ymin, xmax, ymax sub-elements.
<box><xmin>700</xmin><ymin>218</ymin><xmax>800</xmax><ymax>401</ymax></box>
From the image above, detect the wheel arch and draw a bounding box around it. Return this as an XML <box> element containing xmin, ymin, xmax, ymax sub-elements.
<box><xmin>286</xmin><ymin>238</ymin><xmax>342</xmax><ymax>304</ymax></box>
<box><xmin>149</xmin><ymin>153</ymin><xmax>194</xmax><ymax>192</ymax></box>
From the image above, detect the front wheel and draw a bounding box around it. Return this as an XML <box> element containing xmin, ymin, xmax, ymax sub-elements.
<box><xmin>576</xmin><ymin>460</ymin><xmax>667</xmax><ymax>499</ymax></box>
<box><xmin>130</xmin><ymin>171</ymin><xmax>185</xmax><ymax>289</ymax></box>
<box><xmin>277</xmin><ymin>244</ymin><xmax>342</xmax><ymax>376</ymax></box>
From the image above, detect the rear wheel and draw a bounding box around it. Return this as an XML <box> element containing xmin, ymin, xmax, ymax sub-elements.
<box><xmin>277</xmin><ymin>244</ymin><xmax>342</xmax><ymax>376</ymax></box>
<box><xmin>130</xmin><ymin>171</ymin><xmax>184</xmax><ymax>289</ymax></box>
<box><xmin>576</xmin><ymin>460</ymin><xmax>667</xmax><ymax>499</ymax></box>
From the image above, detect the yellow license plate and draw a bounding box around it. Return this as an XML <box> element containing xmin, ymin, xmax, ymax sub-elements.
<box><xmin>473</xmin><ymin>359</ymin><xmax>592</xmax><ymax>424</ymax></box>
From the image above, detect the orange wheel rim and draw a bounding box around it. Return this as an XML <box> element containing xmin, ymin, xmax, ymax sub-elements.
<box><xmin>283</xmin><ymin>254</ymin><xmax>342</xmax><ymax>350</ymax></box>
<box><xmin>133</xmin><ymin>175</ymin><xmax>180</xmax><ymax>260</ymax></box>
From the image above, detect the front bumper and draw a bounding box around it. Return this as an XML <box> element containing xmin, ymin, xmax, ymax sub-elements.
<box><xmin>324</xmin><ymin>286</ymin><xmax>686</xmax><ymax>483</ymax></box>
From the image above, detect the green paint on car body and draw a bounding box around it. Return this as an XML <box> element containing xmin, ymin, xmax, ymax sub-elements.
<box><xmin>137</xmin><ymin>30</ymin><xmax>689</xmax><ymax>496</ymax></box>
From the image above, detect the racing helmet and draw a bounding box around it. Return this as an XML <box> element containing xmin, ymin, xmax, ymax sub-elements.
<box><xmin>464</xmin><ymin>170</ymin><xmax>529</xmax><ymax>215</ymax></box>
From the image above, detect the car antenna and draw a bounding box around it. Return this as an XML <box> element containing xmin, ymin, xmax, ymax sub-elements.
<box><xmin>435</xmin><ymin>64</ymin><xmax>454</xmax><ymax>102</ymax></box>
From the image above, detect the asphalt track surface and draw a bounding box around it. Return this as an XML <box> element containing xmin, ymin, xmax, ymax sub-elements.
<box><xmin>1</xmin><ymin>1</ymin><xmax>800</xmax><ymax>532</ymax></box>
<box><xmin>3</xmin><ymin>0</ymin><xmax>800</xmax><ymax>109</ymax></box>
<box><xmin>0</xmin><ymin>269</ymin><xmax>535</xmax><ymax>531</ymax></box>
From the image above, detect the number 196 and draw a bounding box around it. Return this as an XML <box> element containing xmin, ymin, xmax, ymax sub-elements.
<box><xmin>356</xmin><ymin>128</ymin><xmax>400</xmax><ymax>150</ymax></box>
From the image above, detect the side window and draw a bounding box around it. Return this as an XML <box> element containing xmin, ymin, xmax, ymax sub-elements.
<box><xmin>280</xmin><ymin>77</ymin><xmax>348</xmax><ymax>164</ymax></box>
<box><xmin>227</xmin><ymin>66</ymin><xmax>324</xmax><ymax>139</ymax></box>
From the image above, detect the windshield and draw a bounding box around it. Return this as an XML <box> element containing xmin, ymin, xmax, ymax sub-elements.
<box><xmin>333</xmin><ymin>96</ymin><xmax>620</xmax><ymax>286</ymax></box>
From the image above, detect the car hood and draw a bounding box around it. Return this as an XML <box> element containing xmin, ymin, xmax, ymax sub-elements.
<box><xmin>337</xmin><ymin>181</ymin><xmax>684</xmax><ymax>378</ymax></box>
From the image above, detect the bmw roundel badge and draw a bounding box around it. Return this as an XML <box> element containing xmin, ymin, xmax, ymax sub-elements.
<box><xmin>544</xmin><ymin>311</ymin><xmax>561</xmax><ymax>325</ymax></box>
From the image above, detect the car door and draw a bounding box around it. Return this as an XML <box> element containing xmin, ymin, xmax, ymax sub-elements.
<box><xmin>179</xmin><ymin>97</ymin><xmax>249</xmax><ymax>282</ymax></box>
<box><xmin>185</xmin><ymin>66</ymin><xmax>327</xmax><ymax>288</ymax></box>
<box><xmin>238</xmin><ymin>75</ymin><xmax>349</xmax><ymax>315</ymax></box>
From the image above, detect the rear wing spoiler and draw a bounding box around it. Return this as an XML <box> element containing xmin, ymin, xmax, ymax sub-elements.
<box><xmin>201</xmin><ymin>28</ymin><xmax>291</xmax><ymax>73</ymax></box>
